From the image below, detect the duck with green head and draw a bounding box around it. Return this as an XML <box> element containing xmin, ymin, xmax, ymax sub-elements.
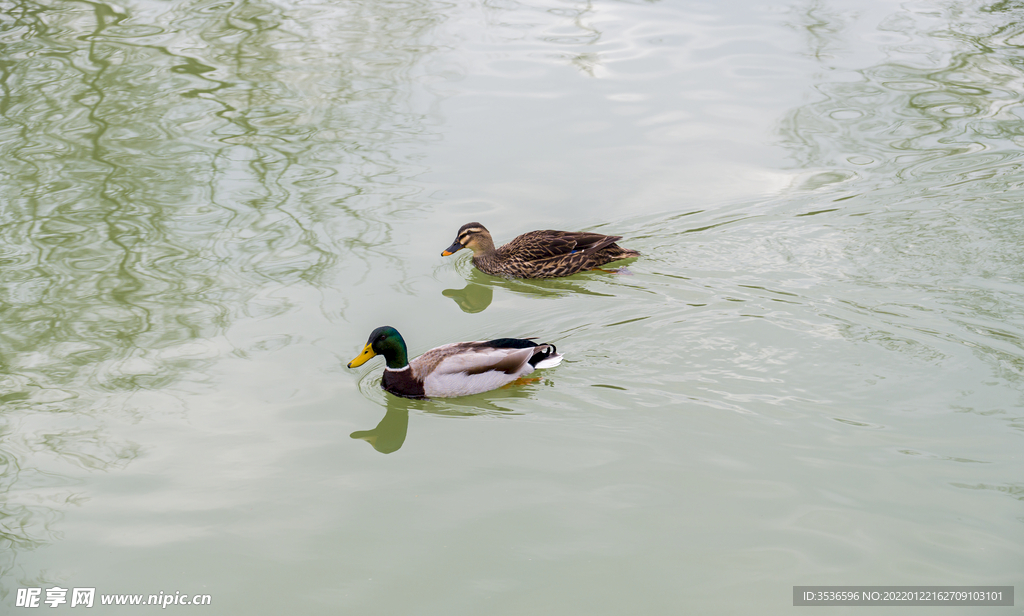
<box><xmin>347</xmin><ymin>326</ymin><xmax>563</xmax><ymax>398</ymax></box>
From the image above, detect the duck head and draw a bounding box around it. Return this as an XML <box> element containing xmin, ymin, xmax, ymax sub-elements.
<box><xmin>442</xmin><ymin>222</ymin><xmax>495</xmax><ymax>257</ymax></box>
<box><xmin>348</xmin><ymin>326</ymin><xmax>410</xmax><ymax>369</ymax></box>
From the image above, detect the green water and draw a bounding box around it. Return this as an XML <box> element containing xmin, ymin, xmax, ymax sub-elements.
<box><xmin>1</xmin><ymin>0</ymin><xmax>1021</xmax><ymax>613</ymax></box>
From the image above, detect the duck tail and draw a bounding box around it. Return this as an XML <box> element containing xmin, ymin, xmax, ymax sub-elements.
<box><xmin>530</xmin><ymin>344</ymin><xmax>563</xmax><ymax>369</ymax></box>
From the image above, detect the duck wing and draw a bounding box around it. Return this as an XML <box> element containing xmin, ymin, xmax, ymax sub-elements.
<box><xmin>500</xmin><ymin>231</ymin><xmax>576</xmax><ymax>260</ymax></box>
<box><xmin>500</xmin><ymin>230</ymin><xmax>622</xmax><ymax>261</ymax></box>
<box><xmin>430</xmin><ymin>344</ymin><xmax>536</xmax><ymax>376</ymax></box>
<box><xmin>415</xmin><ymin>343</ymin><xmax>538</xmax><ymax>397</ymax></box>
<box><xmin>561</xmin><ymin>231</ymin><xmax>622</xmax><ymax>253</ymax></box>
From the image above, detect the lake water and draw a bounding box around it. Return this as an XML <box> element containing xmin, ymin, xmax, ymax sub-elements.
<box><xmin>1</xmin><ymin>0</ymin><xmax>1021</xmax><ymax>613</ymax></box>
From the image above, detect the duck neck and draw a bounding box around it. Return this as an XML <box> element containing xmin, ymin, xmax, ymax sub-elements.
<box><xmin>380</xmin><ymin>338</ymin><xmax>410</xmax><ymax>370</ymax></box>
<box><xmin>470</xmin><ymin>233</ymin><xmax>497</xmax><ymax>256</ymax></box>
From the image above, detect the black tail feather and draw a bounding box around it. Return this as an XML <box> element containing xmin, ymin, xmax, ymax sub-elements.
<box><xmin>527</xmin><ymin>343</ymin><xmax>557</xmax><ymax>367</ymax></box>
<box><xmin>484</xmin><ymin>338</ymin><xmax>538</xmax><ymax>349</ymax></box>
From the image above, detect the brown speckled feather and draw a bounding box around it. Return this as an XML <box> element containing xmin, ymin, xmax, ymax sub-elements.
<box><xmin>448</xmin><ymin>224</ymin><xmax>639</xmax><ymax>279</ymax></box>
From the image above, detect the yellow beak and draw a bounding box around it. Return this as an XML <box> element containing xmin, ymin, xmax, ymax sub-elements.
<box><xmin>347</xmin><ymin>343</ymin><xmax>377</xmax><ymax>368</ymax></box>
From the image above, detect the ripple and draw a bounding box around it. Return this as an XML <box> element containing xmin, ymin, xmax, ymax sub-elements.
<box><xmin>950</xmin><ymin>482</ymin><xmax>1024</xmax><ymax>501</ymax></box>
<box><xmin>914</xmin><ymin>151</ymin><xmax>1009</xmax><ymax>173</ymax></box>
<box><xmin>930</xmin><ymin>103</ymin><xmax>980</xmax><ymax>117</ymax></box>
<box><xmin>0</xmin><ymin>0</ymin><xmax>447</xmax><ymax>585</ymax></box>
<box><xmin>828</xmin><ymin>109</ymin><xmax>864</xmax><ymax>120</ymax></box>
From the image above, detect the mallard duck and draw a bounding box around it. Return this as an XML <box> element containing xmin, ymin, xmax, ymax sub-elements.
<box><xmin>441</xmin><ymin>222</ymin><xmax>640</xmax><ymax>279</ymax></box>
<box><xmin>347</xmin><ymin>326</ymin><xmax>563</xmax><ymax>399</ymax></box>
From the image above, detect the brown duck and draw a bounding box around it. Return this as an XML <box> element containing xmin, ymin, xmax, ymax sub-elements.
<box><xmin>441</xmin><ymin>222</ymin><xmax>639</xmax><ymax>279</ymax></box>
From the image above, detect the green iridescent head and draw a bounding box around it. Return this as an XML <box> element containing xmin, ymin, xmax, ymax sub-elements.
<box><xmin>347</xmin><ymin>326</ymin><xmax>409</xmax><ymax>370</ymax></box>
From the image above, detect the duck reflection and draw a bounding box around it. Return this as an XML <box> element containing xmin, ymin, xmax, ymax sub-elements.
<box><xmin>441</xmin><ymin>283</ymin><xmax>493</xmax><ymax>313</ymax></box>
<box><xmin>350</xmin><ymin>401</ymin><xmax>409</xmax><ymax>454</ymax></box>
<box><xmin>350</xmin><ymin>375</ymin><xmax>548</xmax><ymax>454</ymax></box>
<box><xmin>442</xmin><ymin>268</ymin><xmax>615</xmax><ymax>313</ymax></box>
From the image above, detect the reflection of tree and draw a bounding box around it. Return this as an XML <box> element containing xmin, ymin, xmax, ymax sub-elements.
<box><xmin>783</xmin><ymin>0</ymin><xmax>853</xmax><ymax>67</ymax></box>
<box><xmin>0</xmin><ymin>0</ymin><xmax>442</xmax><ymax>588</ymax></box>
<box><xmin>775</xmin><ymin>2</ymin><xmax>1024</xmax><ymax>453</ymax></box>
<box><xmin>482</xmin><ymin>0</ymin><xmax>607</xmax><ymax>77</ymax></box>
<box><xmin>779</xmin><ymin>1</ymin><xmax>1024</xmax><ymax>194</ymax></box>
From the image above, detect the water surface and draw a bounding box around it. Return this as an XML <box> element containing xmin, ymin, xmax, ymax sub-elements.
<box><xmin>1</xmin><ymin>0</ymin><xmax>1021</xmax><ymax>613</ymax></box>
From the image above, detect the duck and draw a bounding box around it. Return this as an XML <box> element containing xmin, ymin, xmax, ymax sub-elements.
<box><xmin>441</xmin><ymin>222</ymin><xmax>640</xmax><ymax>279</ymax></box>
<box><xmin>347</xmin><ymin>326</ymin><xmax>563</xmax><ymax>399</ymax></box>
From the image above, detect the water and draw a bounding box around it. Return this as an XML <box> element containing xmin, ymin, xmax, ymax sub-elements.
<box><xmin>1</xmin><ymin>0</ymin><xmax>1021</xmax><ymax>613</ymax></box>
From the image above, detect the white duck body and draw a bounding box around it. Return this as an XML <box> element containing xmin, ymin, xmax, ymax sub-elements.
<box><xmin>408</xmin><ymin>342</ymin><xmax>563</xmax><ymax>397</ymax></box>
